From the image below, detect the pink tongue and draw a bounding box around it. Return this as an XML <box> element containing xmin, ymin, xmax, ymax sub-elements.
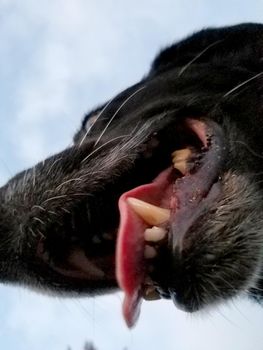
<box><xmin>116</xmin><ymin>168</ymin><xmax>172</xmax><ymax>328</ymax></box>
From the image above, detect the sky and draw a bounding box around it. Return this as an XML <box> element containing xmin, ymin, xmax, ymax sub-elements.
<box><xmin>0</xmin><ymin>1</ymin><xmax>263</xmax><ymax>349</ymax></box>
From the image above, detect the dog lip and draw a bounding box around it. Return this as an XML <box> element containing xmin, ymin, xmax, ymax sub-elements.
<box><xmin>169</xmin><ymin>118</ymin><xmax>227</xmax><ymax>248</ymax></box>
<box><xmin>36</xmin><ymin>239</ymin><xmax>116</xmax><ymax>281</ymax></box>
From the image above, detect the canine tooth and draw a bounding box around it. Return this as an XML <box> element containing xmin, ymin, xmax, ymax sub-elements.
<box><xmin>143</xmin><ymin>286</ymin><xmax>161</xmax><ymax>301</ymax></box>
<box><xmin>127</xmin><ymin>198</ymin><xmax>170</xmax><ymax>225</ymax></box>
<box><xmin>144</xmin><ymin>226</ymin><xmax>167</xmax><ymax>242</ymax></box>
<box><xmin>144</xmin><ymin>245</ymin><xmax>157</xmax><ymax>259</ymax></box>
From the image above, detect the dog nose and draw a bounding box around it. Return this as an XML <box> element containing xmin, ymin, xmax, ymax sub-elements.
<box><xmin>169</xmin><ymin>288</ymin><xmax>199</xmax><ymax>312</ymax></box>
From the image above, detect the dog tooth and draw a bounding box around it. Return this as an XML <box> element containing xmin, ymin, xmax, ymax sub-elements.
<box><xmin>172</xmin><ymin>160</ymin><xmax>188</xmax><ymax>174</ymax></box>
<box><xmin>144</xmin><ymin>226</ymin><xmax>167</xmax><ymax>242</ymax></box>
<box><xmin>172</xmin><ymin>148</ymin><xmax>192</xmax><ymax>175</ymax></box>
<box><xmin>144</xmin><ymin>245</ymin><xmax>157</xmax><ymax>259</ymax></box>
<box><xmin>172</xmin><ymin>148</ymin><xmax>192</xmax><ymax>160</ymax></box>
<box><xmin>127</xmin><ymin>197</ymin><xmax>170</xmax><ymax>226</ymax></box>
<box><xmin>143</xmin><ymin>286</ymin><xmax>161</xmax><ymax>301</ymax></box>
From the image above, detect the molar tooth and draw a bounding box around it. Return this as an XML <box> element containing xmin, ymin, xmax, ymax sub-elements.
<box><xmin>144</xmin><ymin>245</ymin><xmax>157</xmax><ymax>259</ymax></box>
<box><xmin>144</xmin><ymin>226</ymin><xmax>167</xmax><ymax>242</ymax></box>
<box><xmin>127</xmin><ymin>198</ymin><xmax>170</xmax><ymax>226</ymax></box>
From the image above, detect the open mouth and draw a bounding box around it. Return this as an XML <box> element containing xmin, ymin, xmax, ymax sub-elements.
<box><xmin>36</xmin><ymin>116</ymin><xmax>226</xmax><ymax>325</ymax></box>
<box><xmin>115</xmin><ymin>118</ymin><xmax>226</xmax><ymax>327</ymax></box>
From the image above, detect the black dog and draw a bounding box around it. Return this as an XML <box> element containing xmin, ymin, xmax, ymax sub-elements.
<box><xmin>1</xmin><ymin>23</ymin><xmax>263</xmax><ymax>317</ymax></box>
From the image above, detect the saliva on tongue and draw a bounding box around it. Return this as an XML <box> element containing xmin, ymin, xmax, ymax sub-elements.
<box><xmin>116</xmin><ymin>168</ymin><xmax>172</xmax><ymax>328</ymax></box>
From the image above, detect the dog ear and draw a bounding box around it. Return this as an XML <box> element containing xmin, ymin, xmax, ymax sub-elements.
<box><xmin>150</xmin><ymin>28</ymin><xmax>222</xmax><ymax>74</ymax></box>
<box><xmin>150</xmin><ymin>23</ymin><xmax>263</xmax><ymax>76</ymax></box>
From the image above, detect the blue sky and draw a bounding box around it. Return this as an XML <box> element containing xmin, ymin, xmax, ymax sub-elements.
<box><xmin>0</xmin><ymin>1</ymin><xmax>263</xmax><ymax>349</ymax></box>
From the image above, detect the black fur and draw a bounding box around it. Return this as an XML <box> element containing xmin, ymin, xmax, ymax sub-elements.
<box><xmin>1</xmin><ymin>23</ymin><xmax>263</xmax><ymax>312</ymax></box>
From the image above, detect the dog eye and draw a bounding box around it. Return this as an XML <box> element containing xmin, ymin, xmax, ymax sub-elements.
<box><xmin>73</xmin><ymin>111</ymin><xmax>101</xmax><ymax>145</ymax></box>
<box><xmin>84</xmin><ymin>112</ymin><xmax>100</xmax><ymax>132</ymax></box>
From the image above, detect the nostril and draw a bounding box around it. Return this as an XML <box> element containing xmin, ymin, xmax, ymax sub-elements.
<box><xmin>169</xmin><ymin>288</ymin><xmax>198</xmax><ymax>313</ymax></box>
<box><xmin>156</xmin><ymin>287</ymin><xmax>171</xmax><ymax>299</ymax></box>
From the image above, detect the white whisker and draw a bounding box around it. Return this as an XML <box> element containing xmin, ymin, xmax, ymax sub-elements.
<box><xmin>93</xmin><ymin>85</ymin><xmax>146</xmax><ymax>148</ymax></box>
<box><xmin>79</xmin><ymin>98</ymin><xmax>114</xmax><ymax>147</ymax></box>
<box><xmin>81</xmin><ymin>135</ymin><xmax>129</xmax><ymax>164</ymax></box>
<box><xmin>32</xmin><ymin>166</ymin><xmax>36</xmax><ymax>187</ymax></box>
<box><xmin>232</xmin><ymin>140</ymin><xmax>263</xmax><ymax>159</ymax></box>
<box><xmin>42</xmin><ymin>195</ymin><xmax>68</xmax><ymax>205</ymax></box>
<box><xmin>55</xmin><ymin>177</ymin><xmax>85</xmax><ymax>191</ymax></box>
<box><xmin>178</xmin><ymin>40</ymin><xmax>222</xmax><ymax>76</ymax></box>
<box><xmin>33</xmin><ymin>217</ymin><xmax>45</xmax><ymax>225</ymax></box>
<box><xmin>46</xmin><ymin>157</ymin><xmax>63</xmax><ymax>176</ymax></box>
<box><xmin>48</xmin><ymin>210</ymin><xmax>58</xmax><ymax>216</ymax></box>
<box><xmin>29</xmin><ymin>227</ymin><xmax>37</xmax><ymax>238</ymax></box>
<box><xmin>22</xmin><ymin>170</ymin><xmax>29</xmax><ymax>187</ymax></box>
<box><xmin>223</xmin><ymin>71</ymin><xmax>263</xmax><ymax>98</ymax></box>
<box><xmin>61</xmin><ymin>208</ymin><xmax>70</xmax><ymax>214</ymax></box>
<box><xmin>31</xmin><ymin>205</ymin><xmax>46</xmax><ymax>212</ymax></box>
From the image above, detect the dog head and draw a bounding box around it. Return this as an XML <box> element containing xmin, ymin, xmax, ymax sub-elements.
<box><xmin>1</xmin><ymin>23</ymin><xmax>263</xmax><ymax>315</ymax></box>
